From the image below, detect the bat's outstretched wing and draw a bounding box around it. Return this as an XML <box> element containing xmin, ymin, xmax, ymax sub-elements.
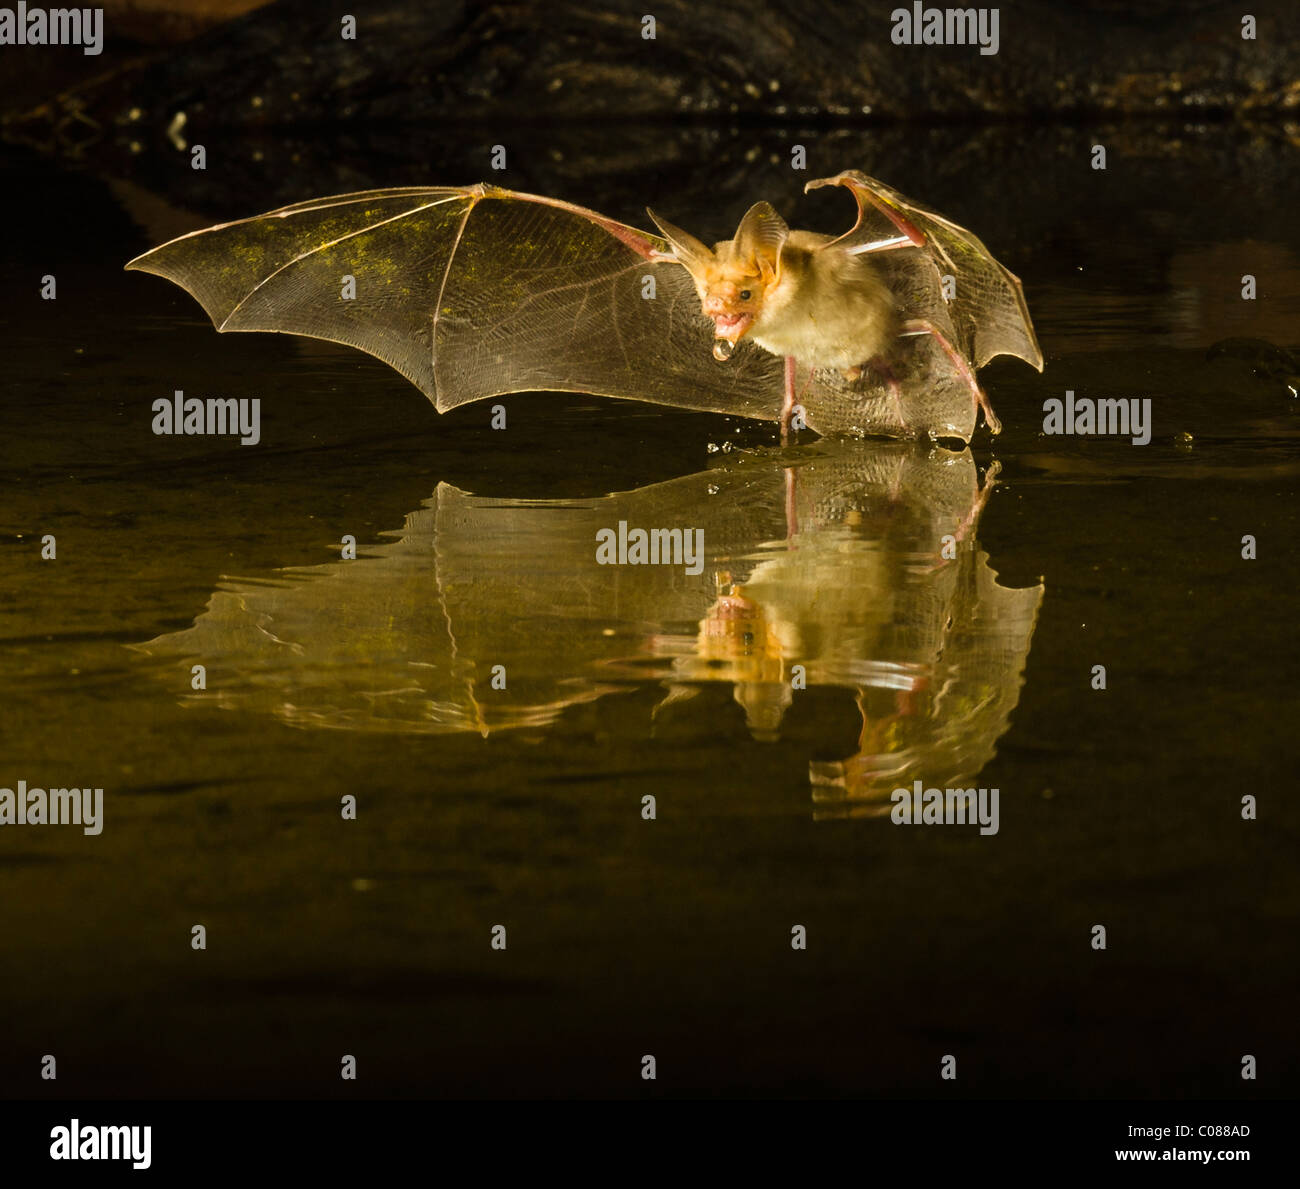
<box><xmin>807</xmin><ymin>170</ymin><xmax>1044</xmax><ymax>372</ymax></box>
<box><xmin>126</xmin><ymin>178</ymin><xmax>1037</xmax><ymax>443</ymax></box>
<box><xmin>125</xmin><ymin>184</ymin><xmax>784</xmax><ymax>421</ymax></box>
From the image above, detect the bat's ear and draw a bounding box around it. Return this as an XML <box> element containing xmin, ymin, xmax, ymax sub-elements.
<box><xmin>733</xmin><ymin>202</ymin><xmax>788</xmax><ymax>282</ymax></box>
<box><xmin>646</xmin><ymin>209</ymin><xmax>714</xmax><ymax>268</ymax></box>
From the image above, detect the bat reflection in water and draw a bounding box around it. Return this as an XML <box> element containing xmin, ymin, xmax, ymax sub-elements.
<box><xmin>659</xmin><ymin>455</ymin><xmax>1043</xmax><ymax>819</ymax></box>
<box><xmin>132</xmin><ymin>443</ymin><xmax>1043</xmax><ymax>815</ymax></box>
<box><xmin>126</xmin><ymin>172</ymin><xmax>1042</xmax><ymax>444</ymax></box>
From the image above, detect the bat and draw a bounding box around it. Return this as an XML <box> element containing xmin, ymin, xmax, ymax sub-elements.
<box><xmin>125</xmin><ymin>171</ymin><xmax>1043</xmax><ymax>444</ymax></box>
<box><xmin>649</xmin><ymin>171</ymin><xmax>1043</xmax><ymax>439</ymax></box>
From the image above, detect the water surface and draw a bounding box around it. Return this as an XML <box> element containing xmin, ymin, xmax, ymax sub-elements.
<box><xmin>1</xmin><ymin>122</ymin><xmax>1296</xmax><ymax>1097</ymax></box>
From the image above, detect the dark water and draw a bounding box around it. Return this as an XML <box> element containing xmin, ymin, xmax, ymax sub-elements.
<box><xmin>1</xmin><ymin>122</ymin><xmax>1297</xmax><ymax>1098</ymax></box>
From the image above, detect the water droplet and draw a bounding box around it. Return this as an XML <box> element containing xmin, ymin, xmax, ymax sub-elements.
<box><xmin>712</xmin><ymin>339</ymin><xmax>735</xmax><ymax>362</ymax></box>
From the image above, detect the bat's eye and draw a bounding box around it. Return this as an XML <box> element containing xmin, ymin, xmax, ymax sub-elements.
<box><xmin>739</xmin><ymin>289</ymin><xmax>752</xmax><ymax>300</ymax></box>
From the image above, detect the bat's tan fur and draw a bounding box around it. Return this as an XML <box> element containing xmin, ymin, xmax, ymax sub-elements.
<box><xmin>650</xmin><ymin>203</ymin><xmax>898</xmax><ymax>378</ymax></box>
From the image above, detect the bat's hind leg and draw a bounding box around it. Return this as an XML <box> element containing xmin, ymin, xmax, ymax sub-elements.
<box><xmin>899</xmin><ymin>318</ymin><xmax>1001</xmax><ymax>436</ymax></box>
<box><xmin>780</xmin><ymin>355</ymin><xmax>799</xmax><ymax>443</ymax></box>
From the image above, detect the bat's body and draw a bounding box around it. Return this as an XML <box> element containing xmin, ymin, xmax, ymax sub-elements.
<box><xmin>649</xmin><ymin>181</ymin><xmax>1016</xmax><ymax>438</ymax></box>
<box><xmin>648</xmin><ymin>214</ymin><xmax>898</xmax><ymax>369</ymax></box>
<box><xmin>745</xmin><ymin>232</ymin><xmax>898</xmax><ymax>374</ymax></box>
<box><xmin>126</xmin><ymin>171</ymin><xmax>1043</xmax><ymax>445</ymax></box>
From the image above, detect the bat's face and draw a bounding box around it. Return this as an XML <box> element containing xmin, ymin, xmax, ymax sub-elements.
<box><xmin>647</xmin><ymin>202</ymin><xmax>790</xmax><ymax>346</ymax></box>
<box><xmin>691</xmin><ymin>253</ymin><xmax>769</xmax><ymax>344</ymax></box>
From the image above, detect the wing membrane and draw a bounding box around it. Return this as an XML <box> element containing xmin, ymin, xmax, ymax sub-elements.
<box><xmin>126</xmin><ymin>176</ymin><xmax>1042</xmax><ymax>443</ymax></box>
<box><xmin>810</xmin><ymin>170</ymin><xmax>1044</xmax><ymax>371</ymax></box>
<box><xmin>127</xmin><ymin>185</ymin><xmax>782</xmax><ymax>421</ymax></box>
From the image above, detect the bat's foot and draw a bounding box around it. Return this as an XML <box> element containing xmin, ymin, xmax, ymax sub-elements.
<box><xmin>980</xmin><ymin>395</ymin><xmax>1003</xmax><ymax>436</ymax></box>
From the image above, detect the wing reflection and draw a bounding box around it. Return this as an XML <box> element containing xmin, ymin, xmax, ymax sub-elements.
<box><xmin>134</xmin><ymin>440</ymin><xmax>1041</xmax><ymax>811</ymax></box>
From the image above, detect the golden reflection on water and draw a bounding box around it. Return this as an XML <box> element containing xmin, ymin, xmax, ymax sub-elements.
<box><xmin>135</xmin><ymin>441</ymin><xmax>1042</xmax><ymax>817</ymax></box>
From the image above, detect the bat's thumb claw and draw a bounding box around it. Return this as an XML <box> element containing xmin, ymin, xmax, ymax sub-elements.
<box><xmin>804</xmin><ymin>174</ymin><xmax>848</xmax><ymax>195</ymax></box>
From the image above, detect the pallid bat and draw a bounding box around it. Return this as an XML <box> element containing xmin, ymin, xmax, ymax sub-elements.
<box><xmin>126</xmin><ymin>171</ymin><xmax>1042</xmax><ymax>444</ymax></box>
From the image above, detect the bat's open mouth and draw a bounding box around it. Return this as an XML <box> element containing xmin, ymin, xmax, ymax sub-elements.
<box><xmin>713</xmin><ymin>313</ymin><xmax>753</xmax><ymax>342</ymax></box>
<box><xmin>707</xmin><ymin>592</ymin><xmax>759</xmax><ymax>622</ymax></box>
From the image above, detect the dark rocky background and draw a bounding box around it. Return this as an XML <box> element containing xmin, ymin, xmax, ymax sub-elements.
<box><xmin>3</xmin><ymin>0</ymin><xmax>1296</xmax><ymax>297</ymax></box>
<box><xmin>4</xmin><ymin>1</ymin><xmax>1297</xmax><ymax>196</ymax></box>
